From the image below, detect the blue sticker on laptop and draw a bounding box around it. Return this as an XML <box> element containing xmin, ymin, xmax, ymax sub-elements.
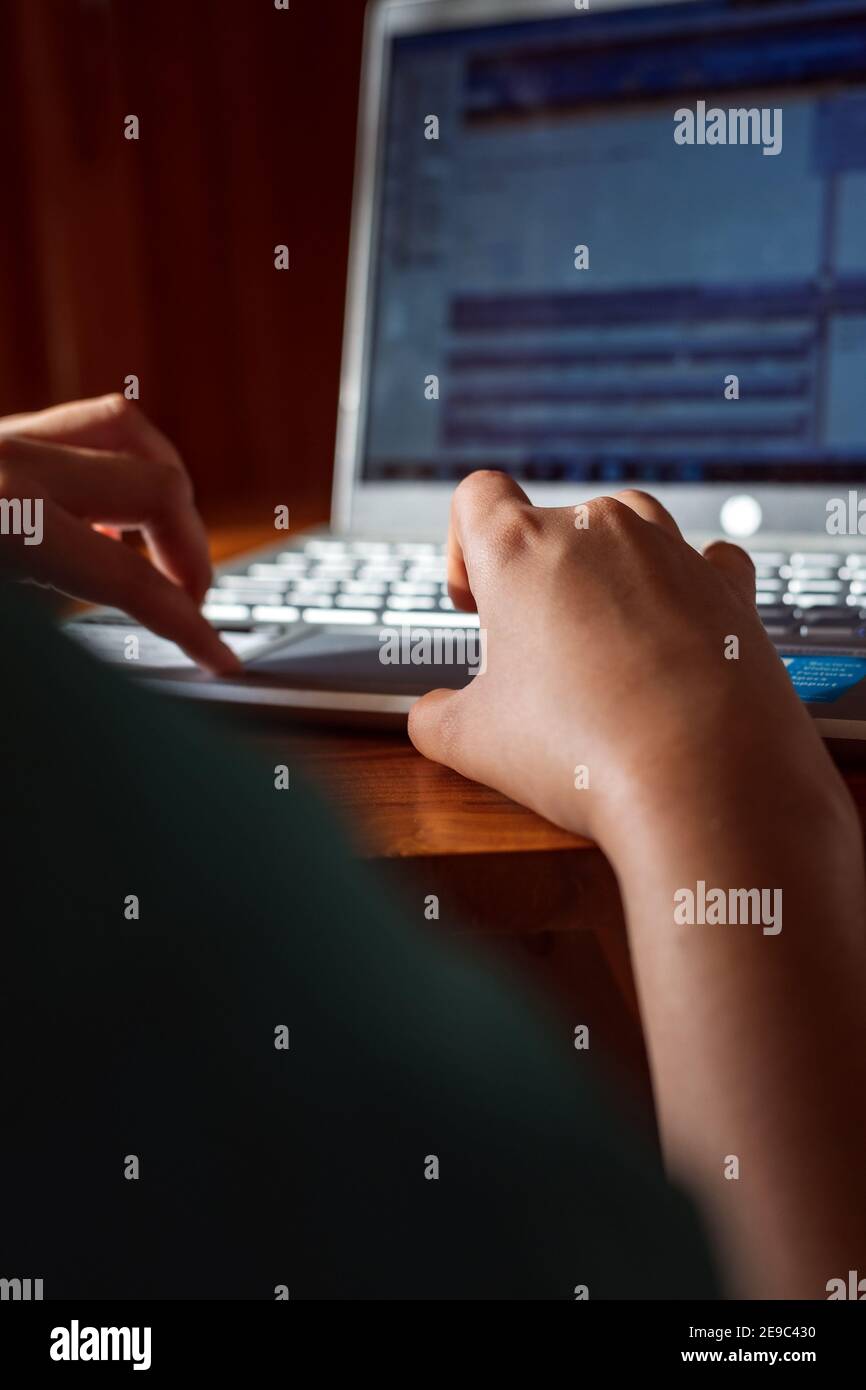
<box><xmin>781</xmin><ymin>655</ymin><xmax>866</xmax><ymax>703</ymax></box>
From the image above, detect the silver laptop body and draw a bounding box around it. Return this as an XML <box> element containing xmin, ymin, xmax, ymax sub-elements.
<box><xmin>70</xmin><ymin>0</ymin><xmax>866</xmax><ymax>744</ymax></box>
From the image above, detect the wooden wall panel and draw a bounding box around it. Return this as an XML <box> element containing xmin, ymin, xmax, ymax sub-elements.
<box><xmin>0</xmin><ymin>0</ymin><xmax>369</xmax><ymax>524</ymax></box>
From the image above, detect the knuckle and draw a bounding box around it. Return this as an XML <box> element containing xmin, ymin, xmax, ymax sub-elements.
<box><xmin>617</xmin><ymin>489</ymin><xmax>664</xmax><ymax>517</ymax></box>
<box><xmin>453</xmin><ymin>470</ymin><xmax>508</xmax><ymax>526</ymax></box>
<box><xmin>588</xmin><ymin>495</ymin><xmax>637</xmax><ymax>531</ymax></box>
<box><xmin>456</xmin><ymin>468</ymin><xmax>503</xmax><ymax>498</ymax></box>
<box><xmin>615</xmin><ymin>488</ymin><xmax>657</xmax><ymax>509</ymax></box>
<box><xmin>485</xmin><ymin>501</ymin><xmax>540</xmax><ymax>559</ymax></box>
<box><xmin>105</xmin><ymin>391</ymin><xmax>134</xmax><ymax>419</ymax></box>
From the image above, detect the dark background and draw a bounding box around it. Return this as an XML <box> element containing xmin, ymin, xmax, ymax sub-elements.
<box><xmin>0</xmin><ymin>0</ymin><xmax>371</xmax><ymax>525</ymax></box>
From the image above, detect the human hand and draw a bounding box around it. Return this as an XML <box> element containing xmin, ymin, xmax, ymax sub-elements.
<box><xmin>408</xmin><ymin>471</ymin><xmax>845</xmax><ymax>849</ymax></box>
<box><xmin>0</xmin><ymin>394</ymin><xmax>240</xmax><ymax>674</ymax></box>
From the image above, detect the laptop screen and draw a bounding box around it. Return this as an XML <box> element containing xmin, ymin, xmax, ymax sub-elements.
<box><xmin>361</xmin><ymin>0</ymin><xmax>866</xmax><ymax>488</ymax></box>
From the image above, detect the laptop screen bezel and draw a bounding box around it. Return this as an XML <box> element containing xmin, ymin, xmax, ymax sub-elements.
<box><xmin>332</xmin><ymin>0</ymin><xmax>860</xmax><ymax>542</ymax></box>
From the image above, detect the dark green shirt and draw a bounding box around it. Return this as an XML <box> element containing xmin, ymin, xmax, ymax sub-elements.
<box><xmin>0</xmin><ymin>589</ymin><xmax>717</xmax><ymax>1299</ymax></box>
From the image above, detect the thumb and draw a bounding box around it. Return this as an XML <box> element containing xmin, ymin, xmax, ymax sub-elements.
<box><xmin>407</xmin><ymin>685</ymin><xmax>469</xmax><ymax>773</ymax></box>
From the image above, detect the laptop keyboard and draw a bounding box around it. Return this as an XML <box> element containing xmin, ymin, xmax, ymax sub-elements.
<box><xmin>749</xmin><ymin>550</ymin><xmax>866</xmax><ymax>645</ymax></box>
<box><xmin>202</xmin><ymin>539</ymin><xmax>464</xmax><ymax>632</ymax></box>
<box><xmin>72</xmin><ymin>537</ymin><xmax>866</xmax><ymax>656</ymax></box>
<box><xmin>204</xmin><ymin>539</ymin><xmax>866</xmax><ymax>646</ymax></box>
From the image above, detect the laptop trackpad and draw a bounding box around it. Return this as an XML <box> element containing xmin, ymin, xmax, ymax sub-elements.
<box><xmin>245</xmin><ymin>627</ymin><xmax>478</xmax><ymax>695</ymax></box>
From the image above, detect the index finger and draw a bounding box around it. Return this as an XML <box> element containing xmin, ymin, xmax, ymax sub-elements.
<box><xmin>25</xmin><ymin>500</ymin><xmax>241</xmax><ymax>675</ymax></box>
<box><xmin>447</xmin><ymin>470</ymin><xmax>532</xmax><ymax>611</ymax></box>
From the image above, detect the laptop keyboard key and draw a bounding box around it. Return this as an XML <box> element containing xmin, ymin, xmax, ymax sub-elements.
<box><xmin>291</xmin><ymin>580</ymin><xmax>338</xmax><ymax>595</ymax></box>
<box><xmin>389</xmin><ymin>580</ymin><xmax>438</xmax><ymax>596</ymax></box>
<box><xmin>758</xmin><ymin>606</ymin><xmax>795</xmax><ymax>625</ymax></box>
<box><xmin>748</xmin><ymin>551</ymin><xmax>786</xmax><ymax>566</ymax></box>
<box><xmin>340</xmin><ymin>579</ymin><xmax>387</xmax><ymax>596</ymax></box>
<box><xmin>291</xmin><ymin>592</ymin><xmax>333</xmax><ymax>607</ymax></box>
<box><xmin>381</xmin><ymin>609</ymin><xmax>480</xmax><ymax>628</ymax></box>
<box><xmin>208</xmin><ymin>587</ymin><xmax>283</xmax><ymax>606</ymax></box>
<box><xmin>387</xmin><ymin>595</ymin><xmax>436</xmax><ymax>610</ymax></box>
<box><xmin>335</xmin><ymin>594</ymin><xmax>381</xmax><ymax>609</ymax></box>
<box><xmin>789</xmin><ymin>552</ymin><xmax>843</xmax><ymax>568</ymax></box>
<box><xmin>221</xmin><ymin>570</ymin><xmax>290</xmax><ymax>587</ymax></box>
<box><xmin>303</xmin><ymin>540</ymin><xmax>350</xmax><ymax>557</ymax></box>
<box><xmin>248</xmin><ymin>563</ymin><xmax>305</xmax><ymax>582</ymax></box>
<box><xmin>757</xmin><ymin>593</ymin><xmax>788</xmax><ymax>608</ymax></box>
<box><xmin>250</xmin><ymin>605</ymin><xmax>300</xmax><ymax>624</ymax></box>
<box><xmin>358</xmin><ymin>566</ymin><xmax>403</xmax><ymax>581</ymax></box>
<box><xmin>302</xmin><ymin>607</ymin><xmax>378</xmax><ymax>625</ymax></box>
<box><xmin>795</xmin><ymin>607</ymin><xmax>852</xmax><ymax>625</ymax></box>
<box><xmin>201</xmin><ymin>603</ymin><xmax>252</xmax><ymax>624</ymax></box>
<box><xmin>349</xmin><ymin>541</ymin><xmax>392</xmax><ymax>556</ymax></box>
<box><xmin>787</xmin><ymin>579</ymin><xmax>843</xmax><ymax>593</ymax></box>
<box><xmin>784</xmin><ymin>566</ymin><xmax>838</xmax><ymax>580</ymax></box>
<box><xmin>798</xmin><ymin>625</ymin><xmax>865</xmax><ymax>643</ymax></box>
<box><xmin>312</xmin><ymin>563</ymin><xmax>356</xmax><ymax>578</ymax></box>
<box><xmin>783</xmin><ymin>593</ymin><xmax>840</xmax><ymax>607</ymax></box>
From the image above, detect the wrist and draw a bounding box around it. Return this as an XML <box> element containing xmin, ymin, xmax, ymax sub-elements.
<box><xmin>587</xmin><ymin>723</ymin><xmax>860</xmax><ymax>880</ymax></box>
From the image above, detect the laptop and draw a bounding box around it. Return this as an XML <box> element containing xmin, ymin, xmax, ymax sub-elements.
<box><xmin>69</xmin><ymin>0</ymin><xmax>866</xmax><ymax>746</ymax></box>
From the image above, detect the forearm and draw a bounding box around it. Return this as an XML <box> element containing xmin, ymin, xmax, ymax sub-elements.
<box><xmin>603</xmin><ymin>762</ymin><xmax>866</xmax><ymax>1298</ymax></box>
